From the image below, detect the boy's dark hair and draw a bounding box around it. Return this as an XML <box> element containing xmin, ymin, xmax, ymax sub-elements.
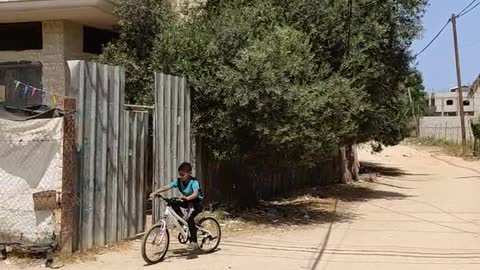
<box><xmin>178</xmin><ymin>162</ymin><xmax>192</xmax><ymax>173</ymax></box>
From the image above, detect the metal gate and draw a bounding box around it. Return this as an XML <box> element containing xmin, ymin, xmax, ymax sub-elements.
<box><xmin>152</xmin><ymin>72</ymin><xmax>193</xmax><ymax>221</ymax></box>
<box><xmin>69</xmin><ymin>61</ymin><xmax>152</xmax><ymax>250</ymax></box>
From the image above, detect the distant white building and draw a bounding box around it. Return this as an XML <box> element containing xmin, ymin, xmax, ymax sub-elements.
<box><xmin>426</xmin><ymin>85</ymin><xmax>480</xmax><ymax>117</ymax></box>
<box><xmin>420</xmin><ymin>75</ymin><xmax>480</xmax><ymax>142</ymax></box>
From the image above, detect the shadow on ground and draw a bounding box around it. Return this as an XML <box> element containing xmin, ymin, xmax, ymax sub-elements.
<box><xmin>219</xmin><ymin>179</ymin><xmax>411</xmax><ymax>227</ymax></box>
<box><xmin>361</xmin><ymin>161</ymin><xmax>431</xmax><ymax>177</ymax></box>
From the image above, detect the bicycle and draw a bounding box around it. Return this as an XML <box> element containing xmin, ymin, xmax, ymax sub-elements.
<box><xmin>141</xmin><ymin>194</ymin><xmax>221</xmax><ymax>264</ymax></box>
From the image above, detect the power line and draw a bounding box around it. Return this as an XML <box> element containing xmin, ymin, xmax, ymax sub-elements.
<box><xmin>416</xmin><ymin>0</ymin><xmax>480</xmax><ymax>58</ymax></box>
<box><xmin>457</xmin><ymin>0</ymin><xmax>479</xmax><ymax>16</ymax></box>
<box><xmin>458</xmin><ymin>0</ymin><xmax>480</xmax><ymax>18</ymax></box>
<box><xmin>414</xmin><ymin>19</ymin><xmax>451</xmax><ymax>58</ymax></box>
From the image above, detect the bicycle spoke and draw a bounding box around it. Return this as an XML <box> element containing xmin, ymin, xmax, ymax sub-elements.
<box><xmin>196</xmin><ymin>218</ymin><xmax>221</xmax><ymax>253</ymax></box>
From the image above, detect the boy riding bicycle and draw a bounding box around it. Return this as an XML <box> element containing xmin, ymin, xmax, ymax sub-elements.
<box><xmin>150</xmin><ymin>162</ymin><xmax>203</xmax><ymax>251</ymax></box>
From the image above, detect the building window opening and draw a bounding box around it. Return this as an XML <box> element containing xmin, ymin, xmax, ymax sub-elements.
<box><xmin>446</xmin><ymin>100</ymin><xmax>454</xmax><ymax>106</ymax></box>
<box><xmin>0</xmin><ymin>22</ymin><xmax>43</xmax><ymax>51</ymax></box>
<box><xmin>83</xmin><ymin>26</ymin><xmax>118</xmax><ymax>54</ymax></box>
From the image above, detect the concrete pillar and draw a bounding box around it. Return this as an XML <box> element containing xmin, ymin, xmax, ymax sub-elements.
<box><xmin>441</xmin><ymin>97</ymin><xmax>445</xmax><ymax>116</ymax></box>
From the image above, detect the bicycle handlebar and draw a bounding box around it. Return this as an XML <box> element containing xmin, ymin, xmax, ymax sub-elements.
<box><xmin>152</xmin><ymin>193</ymin><xmax>182</xmax><ymax>204</ymax></box>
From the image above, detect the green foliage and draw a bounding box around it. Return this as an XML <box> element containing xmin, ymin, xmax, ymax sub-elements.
<box><xmin>101</xmin><ymin>0</ymin><xmax>427</xmax><ymax>165</ymax></box>
<box><xmin>98</xmin><ymin>0</ymin><xmax>175</xmax><ymax>104</ymax></box>
<box><xmin>472</xmin><ymin>117</ymin><xmax>480</xmax><ymax>139</ymax></box>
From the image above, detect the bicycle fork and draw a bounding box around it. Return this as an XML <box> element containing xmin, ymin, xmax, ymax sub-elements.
<box><xmin>151</xmin><ymin>220</ymin><xmax>167</xmax><ymax>245</ymax></box>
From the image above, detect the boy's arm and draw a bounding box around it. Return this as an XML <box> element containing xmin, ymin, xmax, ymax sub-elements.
<box><xmin>150</xmin><ymin>184</ymin><xmax>172</xmax><ymax>197</ymax></box>
<box><xmin>182</xmin><ymin>190</ymin><xmax>198</xmax><ymax>201</ymax></box>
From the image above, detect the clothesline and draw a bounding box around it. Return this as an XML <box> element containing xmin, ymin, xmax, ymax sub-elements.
<box><xmin>13</xmin><ymin>80</ymin><xmax>64</xmax><ymax>105</ymax></box>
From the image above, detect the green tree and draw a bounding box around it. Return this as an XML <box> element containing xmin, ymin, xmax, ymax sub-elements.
<box><xmin>101</xmin><ymin>0</ymin><xmax>427</xmax><ymax>165</ymax></box>
<box><xmin>153</xmin><ymin>1</ymin><xmax>365</xmax><ymax>164</ymax></box>
<box><xmin>99</xmin><ymin>0</ymin><xmax>175</xmax><ymax>104</ymax></box>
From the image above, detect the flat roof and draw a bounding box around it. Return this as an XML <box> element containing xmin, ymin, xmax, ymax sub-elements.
<box><xmin>0</xmin><ymin>0</ymin><xmax>117</xmax><ymax>29</ymax></box>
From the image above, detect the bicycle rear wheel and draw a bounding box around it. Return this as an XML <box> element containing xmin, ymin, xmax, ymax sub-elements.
<box><xmin>197</xmin><ymin>217</ymin><xmax>221</xmax><ymax>253</ymax></box>
<box><xmin>141</xmin><ymin>222</ymin><xmax>170</xmax><ymax>264</ymax></box>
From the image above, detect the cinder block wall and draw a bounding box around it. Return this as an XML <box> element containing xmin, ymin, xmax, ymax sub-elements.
<box><xmin>0</xmin><ymin>20</ymin><xmax>95</xmax><ymax>104</ymax></box>
<box><xmin>419</xmin><ymin>116</ymin><xmax>475</xmax><ymax>142</ymax></box>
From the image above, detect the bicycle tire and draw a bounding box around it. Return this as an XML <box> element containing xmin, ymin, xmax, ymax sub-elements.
<box><xmin>141</xmin><ymin>223</ymin><xmax>170</xmax><ymax>264</ymax></box>
<box><xmin>197</xmin><ymin>217</ymin><xmax>221</xmax><ymax>253</ymax></box>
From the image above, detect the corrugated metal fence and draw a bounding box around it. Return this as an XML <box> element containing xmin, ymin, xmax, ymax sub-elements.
<box><xmin>152</xmin><ymin>72</ymin><xmax>193</xmax><ymax>222</ymax></box>
<box><xmin>69</xmin><ymin>61</ymin><xmax>152</xmax><ymax>250</ymax></box>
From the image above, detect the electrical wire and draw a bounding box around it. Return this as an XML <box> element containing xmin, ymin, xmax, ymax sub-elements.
<box><xmin>458</xmin><ymin>0</ymin><xmax>480</xmax><ymax>18</ymax></box>
<box><xmin>457</xmin><ymin>0</ymin><xmax>479</xmax><ymax>17</ymax></box>
<box><xmin>414</xmin><ymin>19</ymin><xmax>451</xmax><ymax>58</ymax></box>
<box><xmin>415</xmin><ymin>0</ymin><xmax>480</xmax><ymax>58</ymax></box>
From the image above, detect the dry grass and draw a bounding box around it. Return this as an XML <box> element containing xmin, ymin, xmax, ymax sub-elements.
<box><xmin>1</xmin><ymin>241</ymin><xmax>135</xmax><ymax>268</ymax></box>
<box><xmin>55</xmin><ymin>241</ymin><xmax>134</xmax><ymax>265</ymax></box>
<box><xmin>404</xmin><ymin>137</ymin><xmax>477</xmax><ymax>159</ymax></box>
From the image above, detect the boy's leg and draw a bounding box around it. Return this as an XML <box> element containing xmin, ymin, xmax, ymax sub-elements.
<box><xmin>188</xmin><ymin>201</ymin><xmax>203</xmax><ymax>244</ymax></box>
<box><xmin>171</xmin><ymin>201</ymin><xmax>189</xmax><ymax>227</ymax></box>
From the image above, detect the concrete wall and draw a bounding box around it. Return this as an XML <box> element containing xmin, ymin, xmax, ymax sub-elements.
<box><xmin>419</xmin><ymin>116</ymin><xmax>475</xmax><ymax>143</ymax></box>
<box><xmin>0</xmin><ymin>20</ymin><xmax>94</xmax><ymax>105</ymax></box>
<box><xmin>63</xmin><ymin>21</ymin><xmax>96</xmax><ymax>61</ymax></box>
<box><xmin>474</xmin><ymin>91</ymin><xmax>480</xmax><ymax>117</ymax></box>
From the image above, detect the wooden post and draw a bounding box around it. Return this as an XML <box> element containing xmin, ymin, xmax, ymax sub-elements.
<box><xmin>445</xmin><ymin>122</ymin><xmax>448</xmax><ymax>140</ymax></box>
<box><xmin>60</xmin><ymin>97</ymin><xmax>77</xmax><ymax>253</ymax></box>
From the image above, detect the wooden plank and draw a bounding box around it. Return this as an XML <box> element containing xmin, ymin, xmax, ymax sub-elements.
<box><xmin>129</xmin><ymin>113</ymin><xmax>138</xmax><ymax>236</ymax></box>
<box><xmin>106</xmin><ymin>65</ymin><xmax>120</xmax><ymax>244</ymax></box>
<box><xmin>172</xmin><ymin>76</ymin><xmax>179</xmax><ymax>180</ymax></box>
<box><xmin>165</xmin><ymin>74</ymin><xmax>172</xmax><ymax>198</ymax></box>
<box><xmin>178</xmin><ymin>77</ymin><xmax>185</xmax><ymax>167</ymax></box>
<box><xmin>74</xmin><ymin>60</ymin><xmax>86</xmax><ymax>251</ymax></box>
<box><xmin>134</xmin><ymin>112</ymin><xmax>141</xmax><ymax>234</ymax></box>
<box><xmin>136</xmin><ymin>113</ymin><xmax>147</xmax><ymax>233</ymax></box>
<box><xmin>118</xmin><ymin>68</ymin><xmax>127</xmax><ymax>240</ymax></box>
<box><xmin>185</xmin><ymin>79</ymin><xmax>191</xmax><ymax>164</ymax></box>
<box><xmin>82</xmin><ymin>61</ymin><xmax>97</xmax><ymax>250</ymax></box>
<box><xmin>122</xmin><ymin>110</ymin><xmax>130</xmax><ymax>239</ymax></box>
<box><xmin>94</xmin><ymin>63</ymin><xmax>108</xmax><ymax>246</ymax></box>
<box><xmin>152</xmin><ymin>74</ymin><xmax>158</xmax><ymax>223</ymax></box>
<box><xmin>154</xmin><ymin>73</ymin><xmax>165</xmax><ymax>221</ymax></box>
<box><xmin>117</xmin><ymin>107</ymin><xmax>125</xmax><ymax>241</ymax></box>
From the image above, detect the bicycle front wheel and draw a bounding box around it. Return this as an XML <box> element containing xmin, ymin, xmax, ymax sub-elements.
<box><xmin>141</xmin><ymin>222</ymin><xmax>170</xmax><ymax>264</ymax></box>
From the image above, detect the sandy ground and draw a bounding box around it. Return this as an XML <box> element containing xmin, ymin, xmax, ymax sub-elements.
<box><xmin>3</xmin><ymin>144</ymin><xmax>480</xmax><ymax>270</ymax></box>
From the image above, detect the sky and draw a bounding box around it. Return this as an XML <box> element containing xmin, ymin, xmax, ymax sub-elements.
<box><xmin>412</xmin><ymin>0</ymin><xmax>480</xmax><ymax>93</ymax></box>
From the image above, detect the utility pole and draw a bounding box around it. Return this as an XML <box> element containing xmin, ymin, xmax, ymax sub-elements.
<box><xmin>451</xmin><ymin>14</ymin><xmax>467</xmax><ymax>156</ymax></box>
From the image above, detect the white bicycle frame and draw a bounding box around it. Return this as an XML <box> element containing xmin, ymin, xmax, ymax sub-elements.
<box><xmin>152</xmin><ymin>195</ymin><xmax>216</xmax><ymax>246</ymax></box>
<box><xmin>163</xmin><ymin>204</ymin><xmax>193</xmax><ymax>241</ymax></box>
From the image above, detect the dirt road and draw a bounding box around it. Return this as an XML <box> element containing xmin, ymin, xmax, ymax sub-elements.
<box><xmin>4</xmin><ymin>145</ymin><xmax>480</xmax><ymax>269</ymax></box>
